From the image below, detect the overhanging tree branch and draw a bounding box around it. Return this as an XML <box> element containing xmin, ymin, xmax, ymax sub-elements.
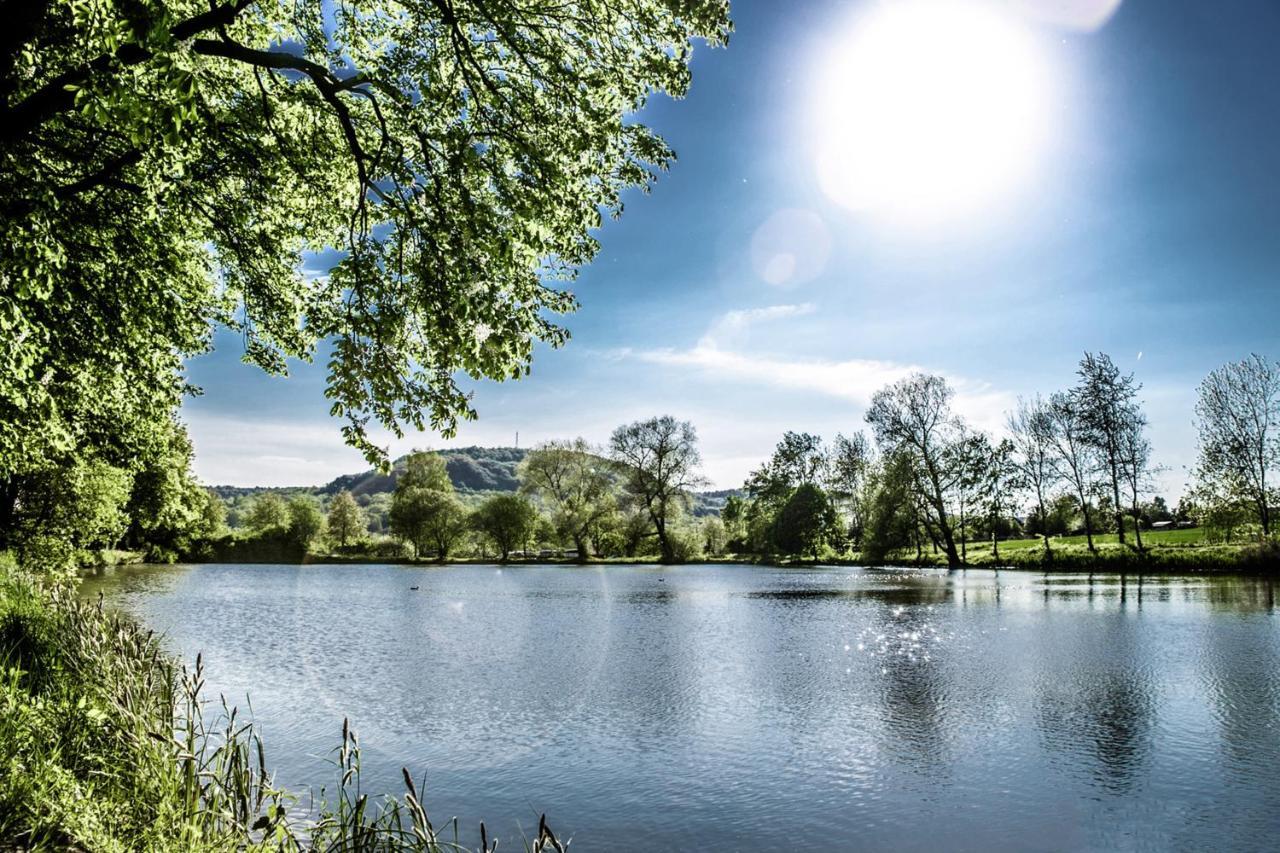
<box><xmin>2</xmin><ymin>1</ymin><xmax>256</xmax><ymax>142</ymax></box>
<box><xmin>54</xmin><ymin>149</ymin><xmax>143</xmax><ymax>199</ymax></box>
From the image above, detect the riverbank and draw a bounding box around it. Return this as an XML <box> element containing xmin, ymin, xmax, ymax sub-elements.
<box><xmin>0</xmin><ymin>556</ymin><xmax>563</xmax><ymax>851</ymax></box>
<box><xmin>179</xmin><ymin>539</ymin><xmax>1279</xmax><ymax>575</ymax></box>
<box><xmin>78</xmin><ymin>560</ymin><xmax>1280</xmax><ymax>850</ymax></box>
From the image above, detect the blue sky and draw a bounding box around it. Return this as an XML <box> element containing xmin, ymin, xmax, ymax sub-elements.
<box><xmin>184</xmin><ymin>0</ymin><xmax>1280</xmax><ymax>494</ymax></box>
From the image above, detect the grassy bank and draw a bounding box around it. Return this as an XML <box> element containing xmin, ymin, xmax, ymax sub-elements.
<box><xmin>841</xmin><ymin>532</ymin><xmax>1280</xmax><ymax>574</ymax></box>
<box><xmin>190</xmin><ymin>543</ymin><xmax>1278</xmax><ymax>574</ymax></box>
<box><xmin>0</xmin><ymin>556</ymin><xmax>564</xmax><ymax>851</ymax></box>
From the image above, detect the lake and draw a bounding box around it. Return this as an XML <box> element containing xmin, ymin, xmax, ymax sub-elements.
<box><xmin>83</xmin><ymin>563</ymin><xmax>1279</xmax><ymax>852</ymax></box>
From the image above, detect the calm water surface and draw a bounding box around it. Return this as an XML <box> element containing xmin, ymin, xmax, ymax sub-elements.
<box><xmin>84</xmin><ymin>563</ymin><xmax>1280</xmax><ymax>851</ymax></box>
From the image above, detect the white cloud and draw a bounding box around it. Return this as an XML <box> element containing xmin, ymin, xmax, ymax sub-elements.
<box><xmin>639</xmin><ymin>345</ymin><xmax>912</xmax><ymax>406</ymax></box>
<box><xmin>627</xmin><ymin>304</ymin><xmax>1018</xmax><ymax>437</ymax></box>
<box><xmin>698</xmin><ymin>303</ymin><xmax>816</xmax><ymax>350</ymax></box>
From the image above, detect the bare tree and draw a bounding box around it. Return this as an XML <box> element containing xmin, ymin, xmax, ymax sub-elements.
<box><xmin>865</xmin><ymin>373</ymin><xmax>965</xmax><ymax>568</ymax></box>
<box><xmin>1118</xmin><ymin>411</ymin><xmax>1154</xmax><ymax>550</ymax></box>
<box><xmin>981</xmin><ymin>438</ymin><xmax>1018</xmax><ymax>563</ymax></box>
<box><xmin>1073</xmin><ymin>352</ymin><xmax>1142</xmax><ymax>545</ymax></box>
<box><xmin>950</xmin><ymin>427</ymin><xmax>991</xmax><ymax>564</ymax></box>
<box><xmin>609</xmin><ymin>416</ymin><xmax>706</xmax><ymax>563</ymax></box>
<box><xmin>1046</xmin><ymin>391</ymin><xmax>1098</xmax><ymax>551</ymax></box>
<box><xmin>1195</xmin><ymin>354</ymin><xmax>1280</xmax><ymax>537</ymax></box>
<box><xmin>1007</xmin><ymin>395</ymin><xmax>1059</xmax><ymax>554</ymax></box>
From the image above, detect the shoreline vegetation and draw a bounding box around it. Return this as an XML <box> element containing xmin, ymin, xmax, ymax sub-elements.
<box><xmin>168</xmin><ymin>352</ymin><xmax>1277</xmax><ymax>578</ymax></box>
<box><xmin>0</xmin><ymin>556</ymin><xmax>567</xmax><ymax>852</ymax></box>
<box><xmin>91</xmin><ymin>530</ymin><xmax>1278</xmax><ymax>577</ymax></box>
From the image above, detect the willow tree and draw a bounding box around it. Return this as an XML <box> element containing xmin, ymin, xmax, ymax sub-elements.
<box><xmin>0</xmin><ymin>1</ymin><xmax>731</xmax><ymax>535</ymax></box>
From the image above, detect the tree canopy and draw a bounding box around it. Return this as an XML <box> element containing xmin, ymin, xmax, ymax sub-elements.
<box><xmin>0</xmin><ymin>0</ymin><xmax>732</xmax><ymax>489</ymax></box>
<box><xmin>609</xmin><ymin>415</ymin><xmax>704</xmax><ymax>563</ymax></box>
<box><xmin>517</xmin><ymin>438</ymin><xmax>616</xmax><ymax>560</ymax></box>
<box><xmin>1195</xmin><ymin>354</ymin><xmax>1280</xmax><ymax>536</ymax></box>
<box><xmin>472</xmin><ymin>493</ymin><xmax>538</xmax><ymax>561</ymax></box>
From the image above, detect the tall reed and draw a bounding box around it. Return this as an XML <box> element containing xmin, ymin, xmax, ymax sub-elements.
<box><xmin>0</xmin><ymin>562</ymin><xmax>566</xmax><ymax>851</ymax></box>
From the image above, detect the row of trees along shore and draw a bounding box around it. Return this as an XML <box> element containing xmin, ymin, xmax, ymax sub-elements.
<box><xmin>723</xmin><ymin>351</ymin><xmax>1279</xmax><ymax>568</ymax></box>
<box><xmin>215</xmin><ymin>351</ymin><xmax>1280</xmax><ymax>569</ymax></box>
<box><xmin>229</xmin><ymin>416</ymin><xmax>710</xmax><ymax>564</ymax></box>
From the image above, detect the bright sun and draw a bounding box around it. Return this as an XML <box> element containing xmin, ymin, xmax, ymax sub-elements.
<box><xmin>812</xmin><ymin>1</ymin><xmax>1055</xmax><ymax>222</ymax></box>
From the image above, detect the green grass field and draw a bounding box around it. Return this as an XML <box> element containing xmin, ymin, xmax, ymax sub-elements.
<box><xmin>864</xmin><ymin>525</ymin><xmax>1280</xmax><ymax>574</ymax></box>
<box><xmin>969</xmin><ymin>526</ymin><xmax>1207</xmax><ymax>555</ymax></box>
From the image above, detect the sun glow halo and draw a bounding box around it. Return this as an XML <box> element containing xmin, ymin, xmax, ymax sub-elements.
<box><xmin>812</xmin><ymin>1</ymin><xmax>1055</xmax><ymax>222</ymax></box>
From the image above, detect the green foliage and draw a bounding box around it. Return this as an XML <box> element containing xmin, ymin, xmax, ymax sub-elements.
<box><xmin>1072</xmin><ymin>352</ymin><xmax>1142</xmax><ymax>541</ymax></box>
<box><xmin>594</xmin><ymin>509</ymin><xmax>654</xmax><ymax>558</ymax></box>
<box><xmin>720</xmin><ymin>494</ymin><xmax>748</xmax><ymax>549</ymax></box>
<box><xmin>286</xmin><ymin>496</ymin><xmax>324</xmax><ymax>552</ymax></box>
<box><xmin>6</xmin><ymin>457</ymin><xmax>133</xmax><ymax>572</ymax></box>
<box><xmin>125</xmin><ymin>420</ymin><xmax>222</xmax><ymax>561</ymax></box>
<box><xmin>1194</xmin><ymin>354</ymin><xmax>1280</xmax><ymax>536</ymax></box>
<box><xmin>745</xmin><ymin>431</ymin><xmax>826</xmax><ymax>505</ymax></box>
<box><xmin>325</xmin><ymin>491</ymin><xmax>365</xmax><ymax>550</ymax></box>
<box><xmin>772</xmin><ymin>483</ymin><xmax>837</xmax><ymax>560</ymax></box>
<box><xmin>517</xmin><ymin>438</ymin><xmax>616</xmax><ymax>557</ymax></box>
<box><xmin>610</xmin><ymin>416</ymin><xmax>705</xmax><ymax>563</ymax></box>
<box><xmin>861</xmin><ymin>452</ymin><xmax>919</xmax><ymax>564</ymax></box>
<box><xmin>828</xmin><ymin>432</ymin><xmax>873</xmax><ymax>548</ymax></box>
<box><xmin>866</xmin><ymin>372</ymin><xmax>965</xmax><ymax>566</ymax></box>
<box><xmin>2</xmin><ymin>0</ymin><xmax>730</xmax><ymax>472</ymax></box>
<box><xmin>243</xmin><ymin>492</ymin><xmax>289</xmax><ymax>534</ymax></box>
<box><xmin>471</xmin><ymin>494</ymin><xmax>538</xmax><ymax>561</ymax></box>
<box><xmin>389</xmin><ymin>455</ymin><xmax>465</xmax><ymax>559</ymax></box>
<box><xmin>398</xmin><ymin>452</ymin><xmax>453</xmax><ymax>494</ymax></box>
<box><xmin>701</xmin><ymin>517</ymin><xmax>727</xmax><ymax>557</ymax></box>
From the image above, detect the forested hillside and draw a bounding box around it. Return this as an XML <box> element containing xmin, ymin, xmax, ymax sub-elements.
<box><xmin>212</xmin><ymin>447</ymin><xmax>735</xmax><ymax>530</ymax></box>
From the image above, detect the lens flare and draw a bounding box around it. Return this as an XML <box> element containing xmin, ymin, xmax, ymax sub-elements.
<box><xmin>811</xmin><ymin>0</ymin><xmax>1056</xmax><ymax>223</ymax></box>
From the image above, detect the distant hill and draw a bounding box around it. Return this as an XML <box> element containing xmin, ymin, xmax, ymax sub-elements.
<box><xmin>211</xmin><ymin>446</ymin><xmax>739</xmax><ymax>515</ymax></box>
<box><xmin>320</xmin><ymin>446</ymin><xmax>527</xmax><ymax>496</ymax></box>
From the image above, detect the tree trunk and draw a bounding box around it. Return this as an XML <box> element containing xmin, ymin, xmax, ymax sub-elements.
<box><xmin>0</xmin><ymin>477</ymin><xmax>17</xmax><ymax>551</ymax></box>
<box><xmin>1038</xmin><ymin>496</ymin><xmax>1051</xmax><ymax>555</ymax></box>
<box><xmin>654</xmin><ymin>516</ymin><xmax>674</xmax><ymax>563</ymax></box>
<box><xmin>1110</xmin><ymin>458</ymin><xmax>1126</xmax><ymax>546</ymax></box>
<box><xmin>935</xmin><ymin>502</ymin><xmax>962</xmax><ymax>568</ymax></box>
<box><xmin>942</xmin><ymin>537</ymin><xmax>962</xmax><ymax>568</ymax></box>
<box><xmin>1132</xmin><ymin>501</ymin><xmax>1144</xmax><ymax>551</ymax></box>
<box><xmin>1078</xmin><ymin>487</ymin><xmax>1095</xmax><ymax>551</ymax></box>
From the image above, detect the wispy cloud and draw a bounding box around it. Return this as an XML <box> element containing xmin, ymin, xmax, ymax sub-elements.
<box><xmin>624</xmin><ymin>304</ymin><xmax>1016</xmax><ymax>433</ymax></box>
<box><xmin>698</xmin><ymin>303</ymin><xmax>816</xmax><ymax>350</ymax></box>
<box><xmin>638</xmin><ymin>346</ymin><xmax>916</xmax><ymax>407</ymax></box>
